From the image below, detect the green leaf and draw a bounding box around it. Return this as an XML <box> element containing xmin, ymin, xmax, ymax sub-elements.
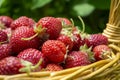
<box><xmin>88</xmin><ymin>0</ymin><xmax>110</xmax><ymax>10</ymax></box>
<box><xmin>73</xmin><ymin>3</ymin><xmax>95</xmax><ymax>17</ymax></box>
<box><xmin>31</xmin><ymin>0</ymin><xmax>52</xmax><ymax>10</ymax></box>
<box><xmin>0</xmin><ymin>0</ymin><xmax>5</xmax><ymax>7</ymax></box>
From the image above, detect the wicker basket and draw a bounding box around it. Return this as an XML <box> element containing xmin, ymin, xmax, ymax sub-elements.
<box><xmin>1</xmin><ymin>0</ymin><xmax>120</xmax><ymax>80</ymax></box>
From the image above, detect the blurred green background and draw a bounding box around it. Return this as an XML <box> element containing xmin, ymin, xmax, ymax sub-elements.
<box><xmin>0</xmin><ymin>0</ymin><xmax>110</xmax><ymax>33</ymax></box>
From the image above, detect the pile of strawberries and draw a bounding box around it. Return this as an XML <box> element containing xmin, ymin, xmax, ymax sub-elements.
<box><xmin>0</xmin><ymin>16</ymin><xmax>111</xmax><ymax>75</ymax></box>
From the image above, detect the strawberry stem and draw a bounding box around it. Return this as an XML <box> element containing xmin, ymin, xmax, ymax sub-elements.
<box><xmin>30</xmin><ymin>58</ymin><xmax>43</xmax><ymax>70</ymax></box>
<box><xmin>0</xmin><ymin>40</ymin><xmax>8</xmax><ymax>44</ymax></box>
<box><xmin>21</xmin><ymin>25</ymin><xmax>46</xmax><ymax>41</ymax></box>
<box><xmin>78</xmin><ymin>16</ymin><xmax>85</xmax><ymax>33</ymax></box>
<box><xmin>21</xmin><ymin>33</ymin><xmax>38</xmax><ymax>41</ymax></box>
<box><xmin>70</xmin><ymin>18</ymin><xmax>75</xmax><ymax>28</ymax></box>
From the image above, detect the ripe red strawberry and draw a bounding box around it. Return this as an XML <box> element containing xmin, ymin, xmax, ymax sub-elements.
<box><xmin>93</xmin><ymin>45</ymin><xmax>111</xmax><ymax>61</ymax></box>
<box><xmin>0</xmin><ymin>56</ymin><xmax>25</xmax><ymax>75</ymax></box>
<box><xmin>60</xmin><ymin>26</ymin><xmax>84</xmax><ymax>51</ymax></box>
<box><xmin>42</xmin><ymin>40</ymin><xmax>66</xmax><ymax>63</ymax></box>
<box><xmin>61</xmin><ymin>26</ymin><xmax>83</xmax><ymax>51</ymax></box>
<box><xmin>17</xmin><ymin>48</ymin><xmax>47</xmax><ymax>68</ymax></box>
<box><xmin>0</xmin><ymin>44</ymin><xmax>11</xmax><ymax>60</ymax></box>
<box><xmin>46</xmin><ymin>63</ymin><xmax>63</xmax><ymax>71</ymax></box>
<box><xmin>72</xmin><ymin>34</ymin><xmax>84</xmax><ymax>51</ymax></box>
<box><xmin>0</xmin><ymin>56</ymin><xmax>42</xmax><ymax>75</ymax></box>
<box><xmin>2</xmin><ymin>28</ymin><xmax>11</xmax><ymax>38</ymax></box>
<box><xmin>37</xmin><ymin>17</ymin><xmax>62</xmax><ymax>39</ymax></box>
<box><xmin>10</xmin><ymin>16</ymin><xmax>35</xmax><ymax>30</ymax></box>
<box><xmin>65</xmin><ymin>51</ymin><xmax>91</xmax><ymax>68</ymax></box>
<box><xmin>0</xmin><ymin>16</ymin><xmax>13</xmax><ymax>28</ymax></box>
<box><xmin>85</xmin><ymin>34</ymin><xmax>108</xmax><ymax>48</ymax></box>
<box><xmin>57</xmin><ymin>34</ymin><xmax>73</xmax><ymax>51</ymax></box>
<box><xmin>0</xmin><ymin>30</ymin><xmax>8</xmax><ymax>43</ymax></box>
<box><xmin>56</xmin><ymin>17</ymin><xmax>72</xmax><ymax>26</ymax></box>
<box><xmin>10</xmin><ymin>26</ymin><xmax>39</xmax><ymax>54</ymax></box>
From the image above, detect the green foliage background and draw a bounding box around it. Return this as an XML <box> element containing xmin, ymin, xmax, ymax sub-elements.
<box><xmin>0</xmin><ymin>0</ymin><xmax>110</xmax><ymax>33</ymax></box>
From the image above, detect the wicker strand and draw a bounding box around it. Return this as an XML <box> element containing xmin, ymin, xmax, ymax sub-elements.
<box><xmin>64</xmin><ymin>53</ymin><xmax>120</xmax><ymax>80</ymax></box>
<box><xmin>50</xmin><ymin>66</ymin><xmax>82</xmax><ymax>77</ymax></box>
<box><xmin>60</xmin><ymin>59</ymin><xmax>110</xmax><ymax>80</ymax></box>
<box><xmin>4</xmin><ymin>71</ymin><xmax>50</xmax><ymax>80</ymax></box>
<box><xmin>92</xmin><ymin>63</ymin><xmax>120</xmax><ymax>78</ymax></box>
<box><xmin>103</xmin><ymin>0</ymin><xmax>120</xmax><ymax>44</ymax></box>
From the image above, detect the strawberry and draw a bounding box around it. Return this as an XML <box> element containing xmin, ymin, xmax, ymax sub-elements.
<box><xmin>72</xmin><ymin>34</ymin><xmax>84</xmax><ymax>51</ymax></box>
<box><xmin>37</xmin><ymin>17</ymin><xmax>62</xmax><ymax>39</ymax></box>
<box><xmin>10</xmin><ymin>26</ymin><xmax>39</xmax><ymax>54</ymax></box>
<box><xmin>93</xmin><ymin>45</ymin><xmax>111</xmax><ymax>61</ymax></box>
<box><xmin>0</xmin><ymin>56</ymin><xmax>42</xmax><ymax>75</ymax></box>
<box><xmin>42</xmin><ymin>40</ymin><xmax>66</xmax><ymax>63</ymax></box>
<box><xmin>65</xmin><ymin>51</ymin><xmax>91</xmax><ymax>68</ymax></box>
<box><xmin>85</xmin><ymin>34</ymin><xmax>108</xmax><ymax>48</ymax></box>
<box><xmin>2</xmin><ymin>28</ymin><xmax>11</xmax><ymax>38</ymax></box>
<box><xmin>0</xmin><ymin>44</ymin><xmax>11</xmax><ymax>60</ymax></box>
<box><xmin>46</xmin><ymin>63</ymin><xmax>63</xmax><ymax>71</ymax></box>
<box><xmin>17</xmin><ymin>48</ymin><xmax>47</xmax><ymax>68</ymax></box>
<box><xmin>0</xmin><ymin>56</ymin><xmax>24</xmax><ymax>75</ymax></box>
<box><xmin>0</xmin><ymin>30</ymin><xmax>8</xmax><ymax>43</ymax></box>
<box><xmin>10</xmin><ymin>16</ymin><xmax>35</xmax><ymax>30</ymax></box>
<box><xmin>57</xmin><ymin>34</ymin><xmax>73</xmax><ymax>51</ymax></box>
<box><xmin>72</xmin><ymin>26</ymin><xmax>92</xmax><ymax>51</ymax></box>
<box><xmin>57</xmin><ymin>17</ymin><xmax>85</xmax><ymax>51</ymax></box>
<box><xmin>0</xmin><ymin>16</ymin><xmax>13</xmax><ymax>28</ymax></box>
<box><xmin>56</xmin><ymin>17</ymin><xmax>72</xmax><ymax>26</ymax></box>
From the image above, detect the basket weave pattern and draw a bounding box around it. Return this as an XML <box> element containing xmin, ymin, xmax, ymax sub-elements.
<box><xmin>103</xmin><ymin>0</ymin><xmax>120</xmax><ymax>43</ymax></box>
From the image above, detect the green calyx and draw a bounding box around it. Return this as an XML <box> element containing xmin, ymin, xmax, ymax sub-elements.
<box><xmin>34</xmin><ymin>25</ymin><xmax>46</xmax><ymax>34</ymax></box>
<box><xmin>80</xmin><ymin>44</ymin><xmax>95</xmax><ymax>62</ymax></box>
<box><xmin>80</xmin><ymin>32</ymin><xmax>90</xmax><ymax>40</ymax></box>
<box><xmin>19</xmin><ymin>58</ymin><xmax>43</xmax><ymax>75</ymax></box>
<box><xmin>34</xmin><ymin>25</ymin><xmax>49</xmax><ymax>41</ymax></box>
<box><xmin>61</xmin><ymin>19</ymin><xmax>73</xmax><ymax>37</ymax></box>
<box><xmin>61</xmin><ymin>20</ymin><xmax>73</xmax><ymax>28</ymax></box>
